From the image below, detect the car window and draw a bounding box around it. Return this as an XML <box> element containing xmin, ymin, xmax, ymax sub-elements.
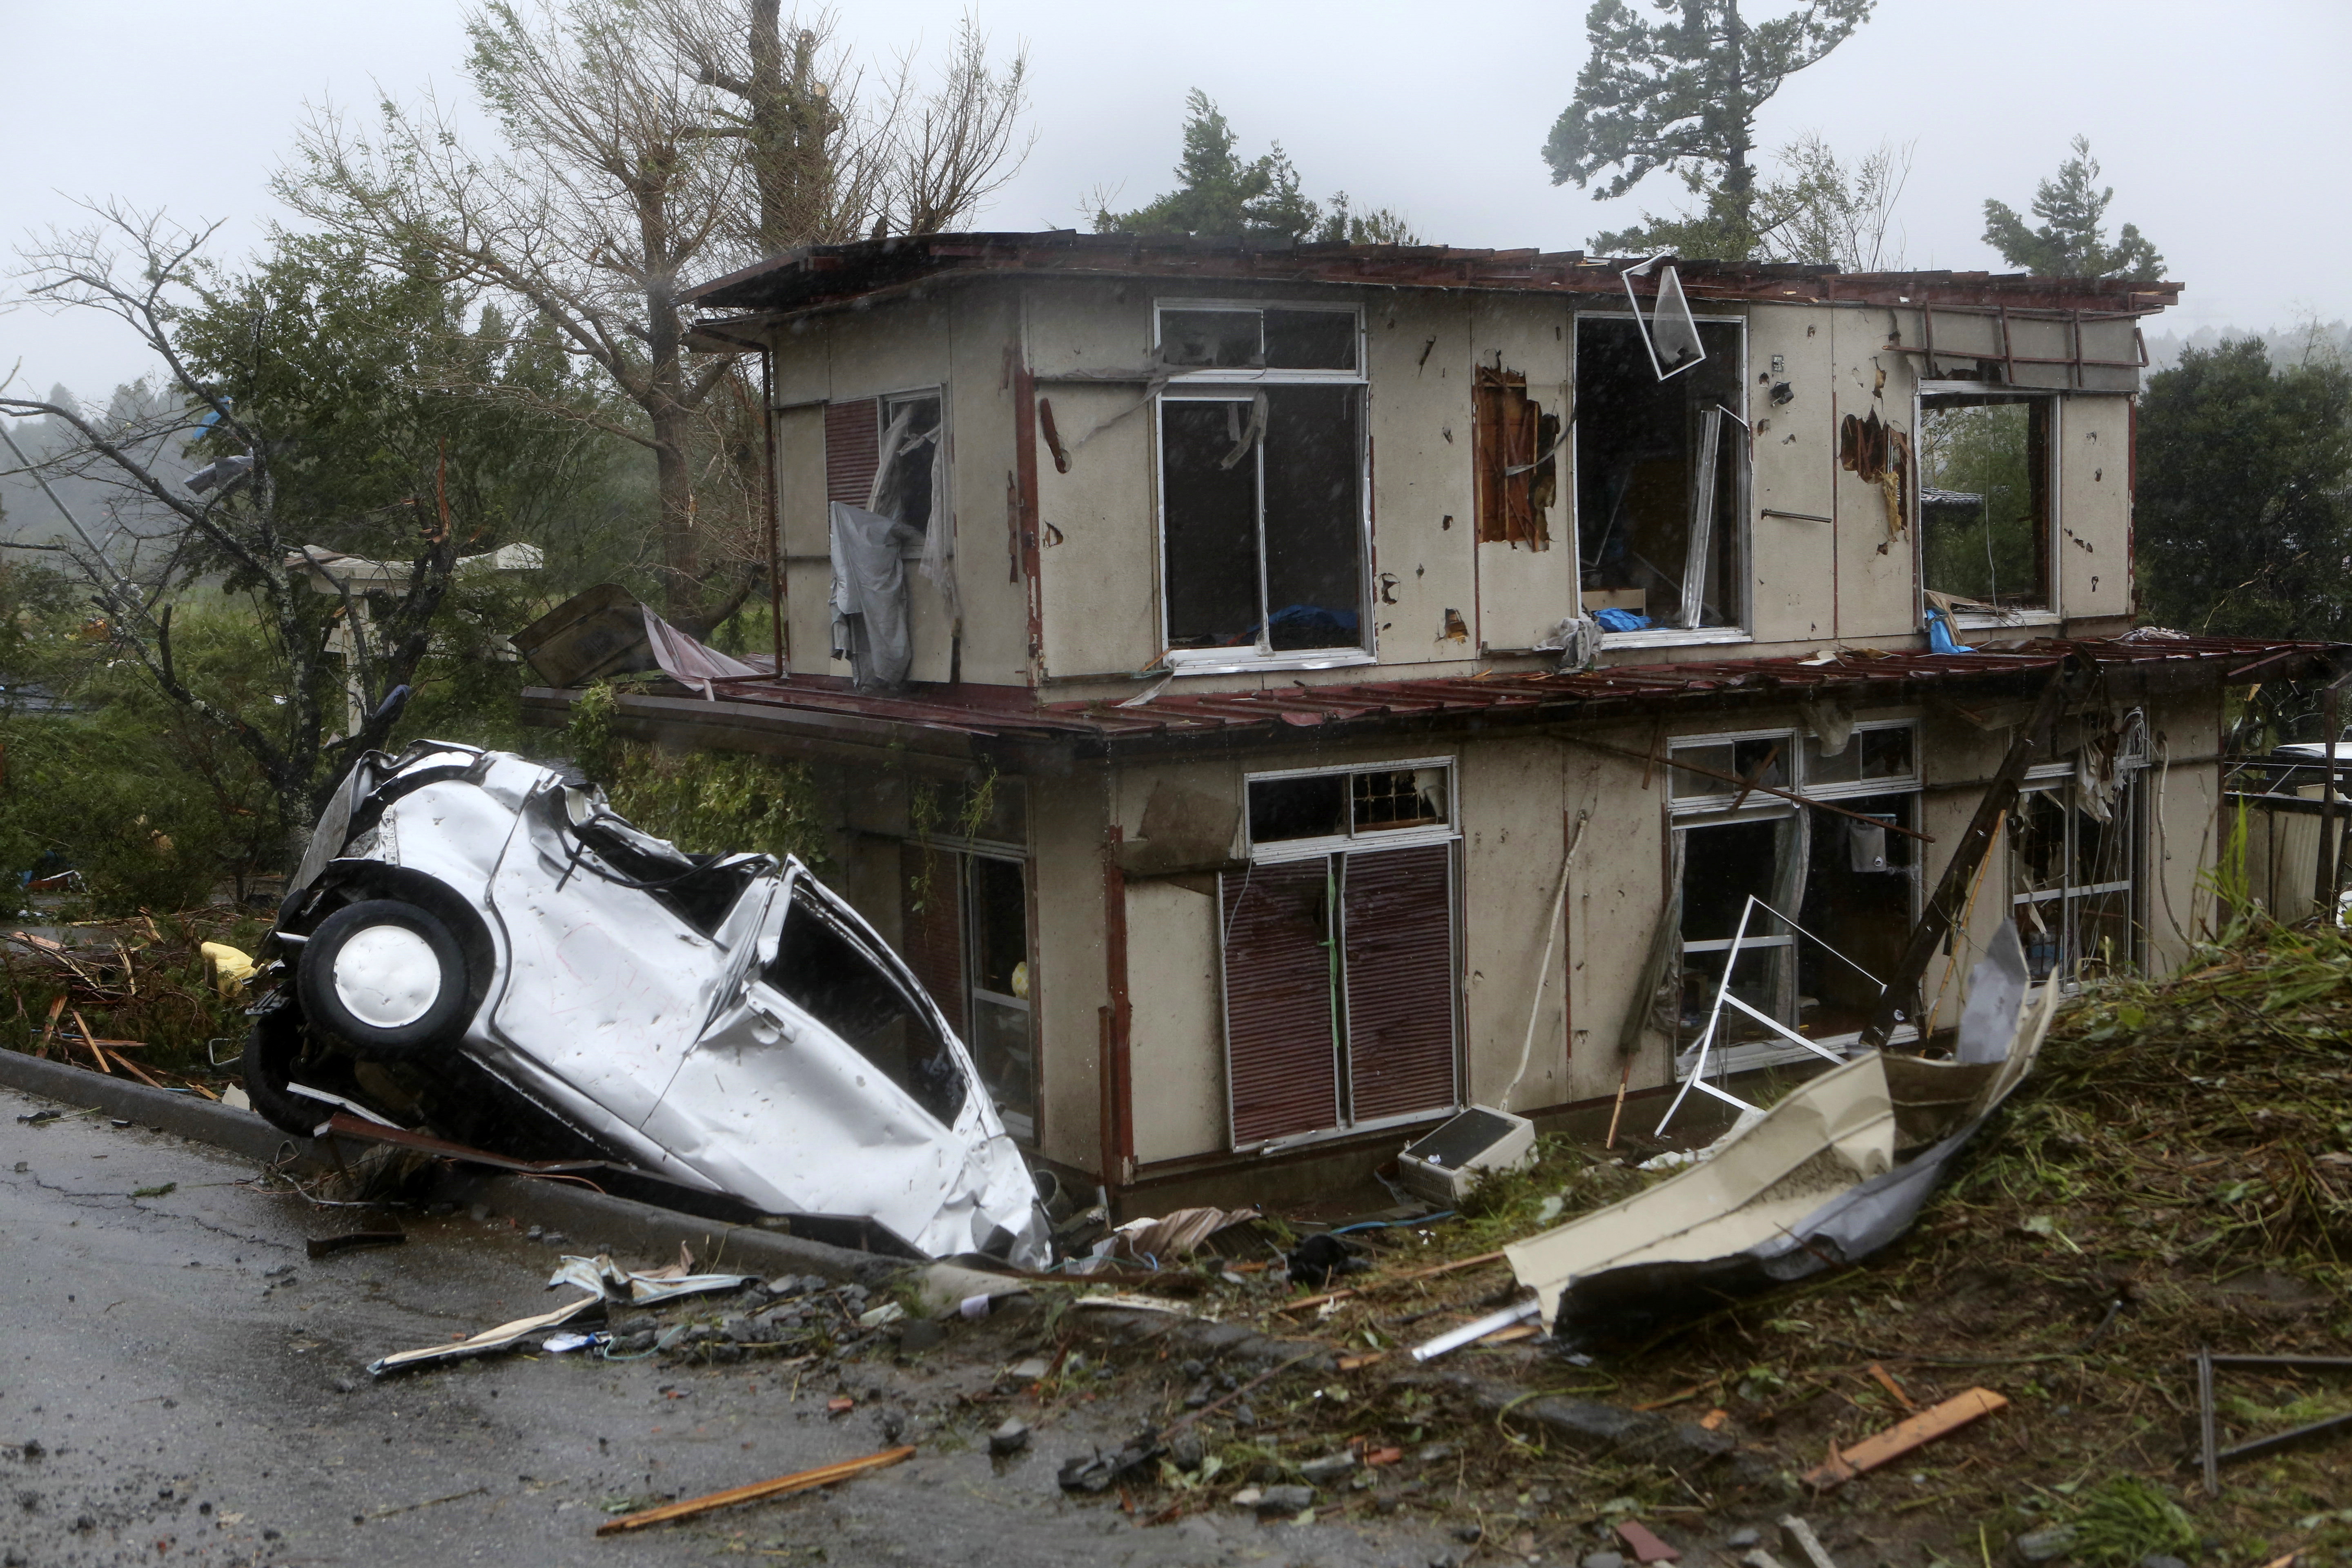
<box><xmin>764</xmin><ymin>891</ymin><xmax>968</xmax><ymax>1127</ymax></box>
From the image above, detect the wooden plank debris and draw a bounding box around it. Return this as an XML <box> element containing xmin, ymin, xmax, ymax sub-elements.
<box><xmin>1801</xmin><ymin>1387</ymin><xmax>2008</xmax><ymax>1489</ymax></box>
<box><xmin>594</xmin><ymin>1446</ymin><xmax>915</xmax><ymax>1536</ymax></box>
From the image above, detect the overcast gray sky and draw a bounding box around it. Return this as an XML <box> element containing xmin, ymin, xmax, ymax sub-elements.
<box><xmin>5</xmin><ymin>0</ymin><xmax>2347</xmax><ymax>402</ymax></box>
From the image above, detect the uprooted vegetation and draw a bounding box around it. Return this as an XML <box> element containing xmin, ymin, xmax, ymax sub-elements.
<box><xmin>1</xmin><ymin>904</ymin><xmax>262</xmax><ymax>1085</ymax></box>
<box><xmin>997</xmin><ymin>917</ymin><xmax>2352</xmax><ymax>1563</ymax></box>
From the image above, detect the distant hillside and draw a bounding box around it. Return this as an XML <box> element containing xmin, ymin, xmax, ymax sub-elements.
<box><xmin>0</xmin><ymin>381</ymin><xmax>192</xmax><ymax>564</ymax></box>
<box><xmin>2143</xmin><ymin>320</ymin><xmax>2351</xmax><ymax>375</ymax></box>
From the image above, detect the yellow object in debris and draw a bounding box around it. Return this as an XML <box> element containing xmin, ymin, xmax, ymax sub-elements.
<box><xmin>200</xmin><ymin>942</ymin><xmax>256</xmax><ymax>996</ymax></box>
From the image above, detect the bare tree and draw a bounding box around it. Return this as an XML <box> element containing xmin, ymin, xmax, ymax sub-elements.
<box><xmin>285</xmin><ymin>1</ymin><xmax>1031</xmax><ymax>630</ymax></box>
<box><xmin>0</xmin><ymin>204</ymin><xmax>459</xmax><ymax>856</ymax></box>
<box><xmin>880</xmin><ymin>17</ymin><xmax>1033</xmax><ymax>239</ymax></box>
<box><xmin>669</xmin><ymin>2</ymin><xmax>1032</xmax><ymax>254</ymax></box>
<box><xmin>283</xmin><ymin>0</ymin><xmax>747</xmax><ymax>629</ymax></box>
<box><xmin>1757</xmin><ymin>134</ymin><xmax>1912</xmax><ymax>271</ymax></box>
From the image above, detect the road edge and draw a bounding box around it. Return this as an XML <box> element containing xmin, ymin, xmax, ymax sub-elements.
<box><xmin>0</xmin><ymin>1047</ymin><xmax>903</xmax><ymax>1287</ymax></box>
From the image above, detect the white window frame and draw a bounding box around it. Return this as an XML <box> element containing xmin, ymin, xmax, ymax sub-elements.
<box><xmin>1571</xmin><ymin>310</ymin><xmax>1754</xmax><ymax>650</ymax></box>
<box><xmin>1152</xmin><ymin>300</ymin><xmax>1374</xmax><ymax>675</ymax></box>
<box><xmin>1241</xmin><ymin>755</ymin><xmax>1458</xmax><ymax>864</ymax></box>
<box><xmin>1665</xmin><ymin>722</ymin><xmax>1923</xmax><ymax>1076</ymax></box>
<box><xmin>1915</xmin><ymin>381</ymin><xmax>2062</xmax><ymax>632</ymax></box>
<box><xmin>2010</xmin><ymin>759</ymin><xmax>2143</xmax><ymax>989</ymax></box>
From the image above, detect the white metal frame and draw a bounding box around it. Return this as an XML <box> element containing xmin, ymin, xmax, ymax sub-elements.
<box><xmin>1570</xmin><ymin>310</ymin><xmax>1753</xmax><ymax>648</ymax></box>
<box><xmin>1662</xmin><ymin>723</ymin><xmax>1924</xmax><ymax>1082</ymax></box>
<box><xmin>1658</xmin><ymin>893</ymin><xmax>1868</xmax><ymax>1131</ymax></box>
<box><xmin>1221</xmin><ymin>756</ymin><xmax>1464</xmax><ymax>1153</ymax></box>
<box><xmin>1151</xmin><ymin>300</ymin><xmax>1374</xmax><ymax>674</ymax></box>
<box><xmin>1914</xmin><ymin>380</ymin><xmax>2062</xmax><ymax>630</ymax></box>
<box><xmin>2009</xmin><ymin>762</ymin><xmax>2144</xmax><ymax>984</ymax></box>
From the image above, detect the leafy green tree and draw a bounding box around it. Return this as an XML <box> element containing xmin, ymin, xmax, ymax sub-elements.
<box><xmin>1094</xmin><ymin>90</ymin><xmax>1416</xmax><ymax>244</ymax></box>
<box><xmin>0</xmin><ymin>209</ymin><xmax>626</xmax><ymax>877</ymax></box>
<box><xmin>1982</xmin><ymin>136</ymin><xmax>2163</xmax><ymax>280</ymax></box>
<box><xmin>1545</xmin><ymin>0</ymin><xmax>1875</xmax><ymax>258</ymax></box>
<box><xmin>2138</xmin><ymin>338</ymin><xmax>2352</xmax><ymax>639</ymax></box>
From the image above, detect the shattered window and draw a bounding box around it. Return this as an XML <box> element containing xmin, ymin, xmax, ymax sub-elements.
<box><xmin>1575</xmin><ymin>316</ymin><xmax>1746</xmax><ymax>633</ymax></box>
<box><xmin>2010</xmin><ymin>778</ymin><xmax>2137</xmax><ymax>983</ymax></box>
<box><xmin>1246</xmin><ymin>762</ymin><xmax>1454</xmax><ymax>850</ymax></box>
<box><xmin>964</xmin><ymin>854</ymin><xmax>1033</xmax><ymax>1140</ymax></box>
<box><xmin>1474</xmin><ymin>369</ymin><xmax>1557</xmax><ymax>550</ymax></box>
<box><xmin>1157</xmin><ymin>305</ymin><xmax>1365</xmax><ymax>661</ymax></box>
<box><xmin>873</xmin><ymin>392</ymin><xmax>941</xmax><ymax>537</ymax></box>
<box><xmin>1668</xmin><ymin>736</ymin><xmax>1789</xmax><ymax>802</ymax></box>
<box><xmin>1800</xmin><ymin>726</ymin><xmax>1917</xmax><ymax>792</ymax></box>
<box><xmin>766</xmin><ymin>890</ymin><xmax>967</xmax><ymax>1127</ymax></box>
<box><xmin>1669</xmin><ymin>725</ymin><xmax>1922</xmax><ymax>1059</ymax></box>
<box><xmin>1920</xmin><ymin>393</ymin><xmax>2050</xmax><ymax>611</ymax></box>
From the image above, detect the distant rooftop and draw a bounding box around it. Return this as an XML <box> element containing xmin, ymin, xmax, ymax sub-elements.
<box><xmin>686</xmin><ymin>229</ymin><xmax>2183</xmax><ymax>321</ymax></box>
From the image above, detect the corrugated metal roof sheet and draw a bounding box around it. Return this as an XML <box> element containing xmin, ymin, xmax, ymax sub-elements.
<box><xmin>528</xmin><ymin>634</ymin><xmax>2343</xmax><ymax>762</ymax></box>
<box><xmin>684</xmin><ymin>230</ymin><xmax>2181</xmax><ymax>319</ymax></box>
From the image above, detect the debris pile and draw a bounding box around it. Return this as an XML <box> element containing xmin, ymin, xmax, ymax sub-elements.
<box><xmin>2</xmin><ymin>909</ymin><xmax>256</xmax><ymax>1087</ymax></box>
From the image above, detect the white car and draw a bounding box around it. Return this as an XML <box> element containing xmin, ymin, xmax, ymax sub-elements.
<box><xmin>244</xmin><ymin>741</ymin><xmax>1051</xmax><ymax>1266</ymax></box>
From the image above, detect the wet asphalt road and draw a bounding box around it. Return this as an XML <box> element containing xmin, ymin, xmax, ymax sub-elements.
<box><xmin>2</xmin><ymin>1084</ymin><xmax>1449</xmax><ymax>1568</ymax></box>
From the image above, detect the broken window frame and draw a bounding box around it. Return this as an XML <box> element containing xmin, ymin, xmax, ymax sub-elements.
<box><xmin>2009</xmin><ymin>760</ymin><xmax>2143</xmax><ymax>989</ymax></box>
<box><xmin>1570</xmin><ymin>311</ymin><xmax>1753</xmax><ymax>648</ymax></box>
<box><xmin>1219</xmin><ymin>758</ymin><xmax>1461</xmax><ymax>1152</ymax></box>
<box><xmin>1665</xmin><ymin>722</ymin><xmax>1922</xmax><ymax>1078</ymax></box>
<box><xmin>901</xmin><ymin>791</ymin><xmax>1036</xmax><ymax>1143</ymax></box>
<box><xmin>1915</xmin><ymin>381</ymin><xmax>2060</xmax><ymax>628</ymax></box>
<box><xmin>1152</xmin><ymin>300</ymin><xmax>1374</xmax><ymax>674</ymax></box>
<box><xmin>873</xmin><ymin>387</ymin><xmax>946</xmax><ymax>551</ymax></box>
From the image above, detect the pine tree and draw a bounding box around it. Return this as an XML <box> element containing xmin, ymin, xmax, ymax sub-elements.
<box><xmin>1094</xmin><ymin>91</ymin><xmax>1413</xmax><ymax>245</ymax></box>
<box><xmin>1544</xmin><ymin>0</ymin><xmax>1874</xmax><ymax>256</ymax></box>
<box><xmin>1982</xmin><ymin>136</ymin><xmax>2164</xmax><ymax>280</ymax></box>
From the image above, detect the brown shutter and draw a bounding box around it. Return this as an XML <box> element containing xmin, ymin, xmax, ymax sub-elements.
<box><xmin>899</xmin><ymin>846</ymin><xmax>965</xmax><ymax>1040</ymax></box>
<box><xmin>1341</xmin><ymin>843</ymin><xmax>1458</xmax><ymax>1123</ymax></box>
<box><xmin>1221</xmin><ymin>858</ymin><xmax>1339</xmax><ymax>1146</ymax></box>
<box><xmin>825</xmin><ymin>399</ymin><xmax>881</xmax><ymax>507</ymax></box>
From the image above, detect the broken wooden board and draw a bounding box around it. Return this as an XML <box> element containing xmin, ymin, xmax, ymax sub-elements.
<box><xmin>595</xmin><ymin>1445</ymin><xmax>915</xmax><ymax>1535</ymax></box>
<box><xmin>1801</xmin><ymin>1387</ymin><xmax>2008</xmax><ymax>1489</ymax></box>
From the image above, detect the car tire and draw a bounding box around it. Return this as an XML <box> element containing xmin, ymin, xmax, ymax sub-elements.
<box><xmin>240</xmin><ymin>1008</ymin><xmax>339</xmax><ymax>1138</ymax></box>
<box><xmin>295</xmin><ymin>898</ymin><xmax>471</xmax><ymax>1060</ymax></box>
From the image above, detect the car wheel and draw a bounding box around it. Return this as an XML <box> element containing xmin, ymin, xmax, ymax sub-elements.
<box><xmin>295</xmin><ymin>898</ymin><xmax>471</xmax><ymax>1059</ymax></box>
<box><xmin>240</xmin><ymin>1008</ymin><xmax>339</xmax><ymax>1138</ymax></box>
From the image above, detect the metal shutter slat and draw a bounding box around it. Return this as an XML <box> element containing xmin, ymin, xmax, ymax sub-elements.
<box><xmin>1342</xmin><ymin>843</ymin><xmax>1458</xmax><ymax>1123</ymax></box>
<box><xmin>825</xmin><ymin>399</ymin><xmax>881</xmax><ymax>506</ymax></box>
<box><xmin>1222</xmin><ymin>858</ymin><xmax>1339</xmax><ymax>1146</ymax></box>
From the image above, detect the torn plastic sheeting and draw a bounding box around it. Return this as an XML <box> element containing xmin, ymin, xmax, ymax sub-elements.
<box><xmin>548</xmin><ymin>1253</ymin><xmax>752</xmax><ymax>1306</ymax></box>
<box><xmin>828</xmin><ymin>502</ymin><xmax>917</xmax><ymax>691</ymax></box>
<box><xmin>367</xmin><ymin>1292</ymin><xmax>602</xmax><ymax>1378</ymax></box>
<box><xmin>1510</xmin><ymin>923</ymin><xmax>2053</xmax><ymax>1345</ymax></box>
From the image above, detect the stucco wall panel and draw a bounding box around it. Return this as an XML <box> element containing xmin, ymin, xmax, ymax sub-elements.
<box><xmin>1124</xmin><ymin>880</ymin><xmax>1225</xmax><ymax>1163</ymax></box>
<box><xmin>1029</xmin><ymin>773</ymin><xmax>1110</xmax><ymax>1174</ymax></box>
<box><xmin>2059</xmin><ymin>395</ymin><xmax>2133</xmax><ymax>621</ymax></box>
<box><xmin>1367</xmin><ymin>296</ymin><xmax>1477</xmax><ymax>664</ymax></box>
<box><xmin>1455</xmin><ymin>737</ymin><xmax>1572</xmax><ymax>1110</ymax></box>
<box><xmin>1831</xmin><ymin>310</ymin><xmax>1920</xmax><ymax>642</ymax></box>
<box><xmin>947</xmin><ymin>283</ymin><xmax>1030</xmax><ymax>686</ymax></box>
<box><xmin>1036</xmin><ymin>382</ymin><xmax>1160</xmax><ymax>679</ymax></box>
<box><xmin>1747</xmin><ymin>306</ymin><xmax>1840</xmax><ymax>646</ymax></box>
<box><xmin>1559</xmin><ymin>728</ymin><xmax>1672</xmax><ymax>1100</ymax></box>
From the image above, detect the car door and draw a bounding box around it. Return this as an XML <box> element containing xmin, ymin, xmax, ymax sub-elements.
<box><xmin>634</xmin><ymin>869</ymin><xmax>987</xmax><ymax>1245</ymax></box>
<box><xmin>483</xmin><ymin>783</ymin><xmax>752</xmax><ymax>1131</ymax></box>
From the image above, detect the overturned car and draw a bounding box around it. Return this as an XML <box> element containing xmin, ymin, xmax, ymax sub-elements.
<box><xmin>244</xmin><ymin>742</ymin><xmax>1051</xmax><ymax>1267</ymax></box>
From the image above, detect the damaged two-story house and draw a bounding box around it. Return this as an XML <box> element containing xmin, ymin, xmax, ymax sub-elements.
<box><xmin>522</xmin><ymin>232</ymin><xmax>2343</xmax><ymax>1213</ymax></box>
